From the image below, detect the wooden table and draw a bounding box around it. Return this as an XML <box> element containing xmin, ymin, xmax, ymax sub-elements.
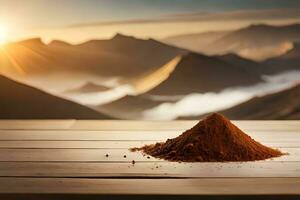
<box><xmin>0</xmin><ymin>120</ymin><xmax>299</xmax><ymax>199</ymax></box>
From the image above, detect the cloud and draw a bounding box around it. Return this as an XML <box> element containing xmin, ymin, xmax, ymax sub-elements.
<box><xmin>68</xmin><ymin>8</ymin><xmax>300</xmax><ymax>28</ymax></box>
<box><xmin>168</xmin><ymin>8</ymin><xmax>300</xmax><ymax>21</ymax></box>
<box><xmin>64</xmin><ymin>84</ymin><xmax>135</xmax><ymax>106</ymax></box>
<box><xmin>143</xmin><ymin>70</ymin><xmax>300</xmax><ymax>120</ymax></box>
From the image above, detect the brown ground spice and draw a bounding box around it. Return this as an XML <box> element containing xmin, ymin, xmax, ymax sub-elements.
<box><xmin>131</xmin><ymin>113</ymin><xmax>284</xmax><ymax>162</ymax></box>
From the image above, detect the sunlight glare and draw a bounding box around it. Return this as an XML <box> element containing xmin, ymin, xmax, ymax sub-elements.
<box><xmin>0</xmin><ymin>23</ymin><xmax>8</xmax><ymax>45</ymax></box>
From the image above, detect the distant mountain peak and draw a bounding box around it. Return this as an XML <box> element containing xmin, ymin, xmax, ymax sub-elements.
<box><xmin>218</xmin><ymin>53</ymin><xmax>260</xmax><ymax>64</ymax></box>
<box><xmin>234</xmin><ymin>24</ymin><xmax>277</xmax><ymax>34</ymax></box>
<box><xmin>243</xmin><ymin>23</ymin><xmax>300</xmax><ymax>32</ymax></box>
<box><xmin>246</xmin><ymin>23</ymin><xmax>271</xmax><ymax>29</ymax></box>
<box><xmin>112</xmin><ymin>33</ymin><xmax>139</xmax><ymax>41</ymax></box>
<box><xmin>48</xmin><ymin>40</ymin><xmax>71</xmax><ymax>47</ymax></box>
<box><xmin>65</xmin><ymin>82</ymin><xmax>110</xmax><ymax>94</ymax></box>
<box><xmin>219</xmin><ymin>53</ymin><xmax>240</xmax><ymax>59</ymax></box>
<box><xmin>292</xmin><ymin>42</ymin><xmax>300</xmax><ymax>50</ymax></box>
<box><xmin>110</xmin><ymin>33</ymin><xmax>158</xmax><ymax>44</ymax></box>
<box><xmin>182</xmin><ymin>52</ymin><xmax>207</xmax><ymax>60</ymax></box>
<box><xmin>17</xmin><ymin>38</ymin><xmax>45</xmax><ymax>46</ymax></box>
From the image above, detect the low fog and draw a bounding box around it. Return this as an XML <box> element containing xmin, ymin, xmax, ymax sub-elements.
<box><xmin>65</xmin><ymin>84</ymin><xmax>135</xmax><ymax>105</ymax></box>
<box><xmin>143</xmin><ymin>71</ymin><xmax>300</xmax><ymax>120</ymax></box>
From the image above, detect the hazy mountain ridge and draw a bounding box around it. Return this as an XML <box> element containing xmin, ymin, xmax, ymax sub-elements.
<box><xmin>213</xmin><ymin>24</ymin><xmax>300</xmax><ymax>49</ymax></box>
<box><xmin>76</xmin><ymin>34</ymin><xmax>187</xmax><ymax>78</ymax></box>
<box><xmin>145</xmin><ymin>53</ymin><xmax>263</xmax><ymax>96</ymax></box>
<box><xmin>163</xmin><ymin>24</ymin><xmax>300</xmax><ymax>61</ymax></box>
<box><xmin>262</xmin><ymin>42</ymin><xmax>300</xmax><ymax>74</ymax></box>
<box><xmin>96</xmin><ymin>95</ymin><xmax>166</xmax><ymax>119</ymax></box>
<box><xmin>0</xmin><ymin>75</ymin><xmax>113</xmax><ymax>119</ymax></box>
<box><xmin>220</xmin><ymin>83</ymin><xmax>300</xmax><ymax>120</ymax></box>
<box><xmin>64</xmin><ymin>82</ymin><xmax>110</xmax><ymax>94</ymax></box>
<box><xmin>164</xmin><ymin>31</ymin><xmax>230</xmax><ymax>53</ymax></box>
<box><xmin>216</xmin><ymin>53</ymin><xmax>264</xmax><ymax>75</ymax></box>
<box><xmin>179</xmin><ymin>83</ymin><xmax>300</xmax><ymax>120</ymax></box>
<box><xmin>1</xmin><ymin>34</ymin><xmax>186</xmax><ymax>79</ymax></box>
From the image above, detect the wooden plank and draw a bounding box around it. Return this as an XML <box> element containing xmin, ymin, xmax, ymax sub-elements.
<box><xmin>0</xmin><ymin>120</ymin><xmax>298</xmax><ymax>197</ymax></box>
<box><xmin>0</xmin><ymin>120</ymin><xmax>75</xmax><ymax>130</ymax></box>
<box><xmin>0</xmin><ymin>140</ymin><xmax>298</xmax><ymax>149</ymax></box>
<box><xmin>0</xmin><ymin>162</ymin><xmax>299</xmax><ymax>178</ymax></box>
<box><xmin>0</xmin><ymin>141</ymin><xmax>152</xmax><ymax>149</ymax></box>
<box><xmin>0</xmin><ymin>130</ymin><xmax>299</xmax><ymax>142</ymax></box>
<box><xmin>1</xmin><ymin>120</ymin><xmax>300</xmax><ymax>131</ymax></box>
<box><xmin>70</xmin><ymin>120</ymin><xmax>300</xmax><ymax>131</ymax></box>
<box><xmin>0</xmin><ymin>177</ymin><xmax>299</xmax><ymax>195</ymax></box>
<box><xmin>0</xmin><ymin>148</ymin><xmax>295</xmax><ymax>162</ymax></box>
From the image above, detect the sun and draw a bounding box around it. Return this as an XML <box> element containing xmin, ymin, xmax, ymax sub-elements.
<box><xmin>0</xmin><ymin>24</ymin><xmax>8</xmax><ymax>45</ymax></box>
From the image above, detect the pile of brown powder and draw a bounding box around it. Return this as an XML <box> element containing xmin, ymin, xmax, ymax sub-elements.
<box><xmin>131</xmin><ymin>113</ymin><xmax>283</xmax><ymax>162</ymax></box>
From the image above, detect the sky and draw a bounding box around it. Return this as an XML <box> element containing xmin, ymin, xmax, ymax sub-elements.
<box><xmin>1</xmin><ymin>0</ymin><xmax>300</xmax><ymax>43</ymax></box>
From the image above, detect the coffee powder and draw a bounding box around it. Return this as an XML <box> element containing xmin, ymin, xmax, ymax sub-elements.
<box><xmin>131</xmin><ymin>113</ymin><xmax>283</xmax><ymax>162</ymax></box>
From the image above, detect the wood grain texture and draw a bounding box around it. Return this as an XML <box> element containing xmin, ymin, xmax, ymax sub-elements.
<box><xmin>0</xmin><ymin>148</ymin><xmax>295</xmax><ymax>162</ymax></box>
<box><xmin>0</xmin><ymin>120</ymin><xmax>75</xmax><ymax>130</ymax></box>
<box><xmin>0</xmin><ymin>120</ymin><xmax>298</xmax><ymax>196</ymax></box>
<box><xmin>0</xmin><ymin>130</ymin><xmax>299</xmax><ymax>141</ymax></box>
<box><xmin>0</xmin><ymin>140</ymin><xmax>298</xmax><ymax>148</ymax></box>
<box><xmin>70</xmin><ymin>120</ymin><xmax>300</xmax><ymax>131</ymax></box>
<box><xmin>1</xmin><ymin>120</ymin><xmax>300</xmax><ymax>131</ymax></box>
<box><xmin>0</xmin><ymin>162</ymin><xmax>299</xmax><ymax>178</ymax></box>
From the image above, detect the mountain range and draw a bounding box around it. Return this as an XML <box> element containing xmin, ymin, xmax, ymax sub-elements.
<box><xmin>1</xmin><ymin>24</ymin><xmax>300</xmax><ymax>120</ymax></box>
<box><xmin>1</xmin><ymin>34</ymin><xmax>186</xmax><ymax>80</ymax></box>
<box><xmin>1</xmin><ymin>33</ymin><xmax>270</xmax><ymax>97</ymax></box>
<box><xmin>164</xmin><ymin>24</ymin><xmax>300</xmax><ymax>61</ymax></box>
